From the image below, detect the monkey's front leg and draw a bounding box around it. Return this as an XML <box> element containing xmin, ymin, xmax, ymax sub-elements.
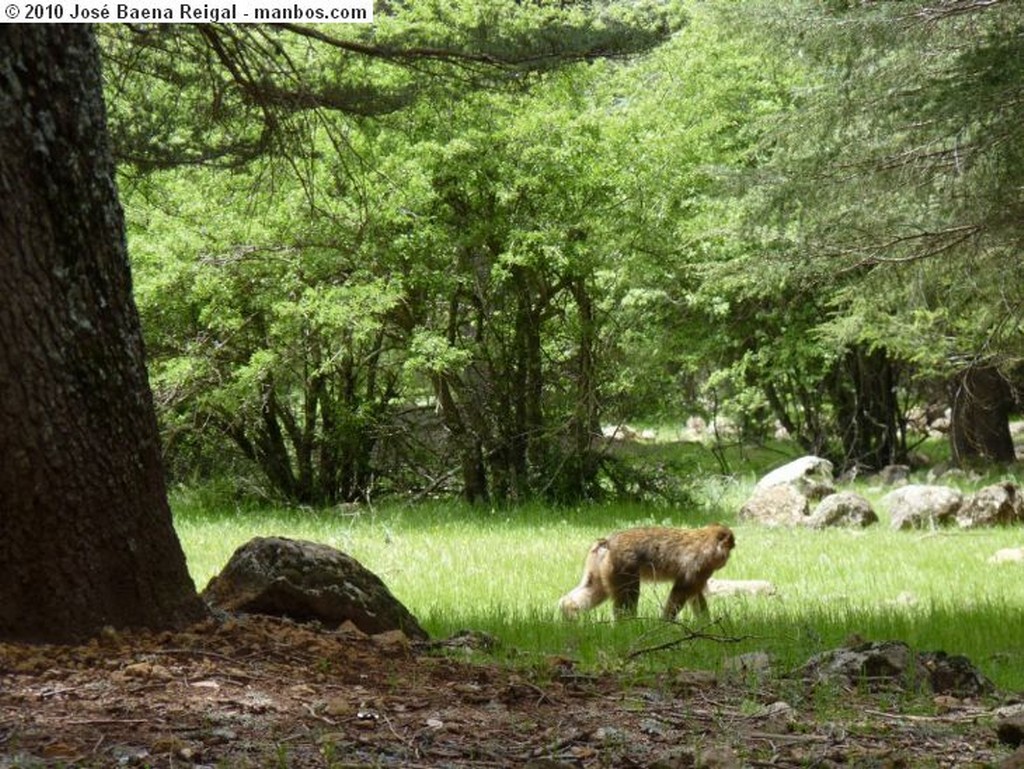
<box><xmin>663</xmin><ymin>579</ymin><xmax>707</xmax><ymax>620</ymax></box>
<box><xmin>610</xmin><ymin>575</ymin><xmax>641</xmax><ymax>619</ymax></box>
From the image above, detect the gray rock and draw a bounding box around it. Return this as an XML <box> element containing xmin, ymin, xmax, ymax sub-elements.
<box><xmin>957</xmin><ymin>482</ymin><xmax>1024</xmax><ymax>528</ymax></box>
<box><xmin>742</xmin><ymin>456</ymin><xmax>845</xmax><ymax>527</ymax></box>
<box><xmin>920</xmin><ymin>651</ymin><xmax>994</xmax><ymax>696</ymax></box>
<box><xmin>706</xmin><ymin>578</ymin><xmax>777</xmax><ymax>596</ymax></box>
<box><xmin>990</xmin><ymin>547</ymin><xmax>1024</xmax><ymax>564</ymax></box>
<box><xmin>800</xmin><ymin>640</ymin><xmax>929</xmax><ymax>691</ymax></box>
<box><xmin>997</xmin><ymin>715</ymin><xmax>1024</xmax><ymax>747</ymax></box>
<box><xmin>723</xmin><ymin>651</ymin><xmax>773</xmax><ymax>674</ymax></box>
<box><xmin>882</xmin><ymin>484</ymin><xmax>963</xmax><ymax>530</ymax></box>
<box><xmin>800</xmin><ymin>641</ymin><xmax>993</xmax><ymax>695</ymax></box>
<box><xmin>754</xmin><ymin>455</ymin><xmax>835</xmax><ymax>500</ymax></box>
<box><xmin>739</xmin><ymin>483</ymin><xmax>810</xmax><ymax>526</ymax></box>
<box><xmin>875</xmin><ymin>464</ymin><xmax>911</xmax><ymax>486</ymax></box>
<box><xmin>202</xmin><ymin>536</ymin><xmax>428</xmax><ymax>640</ymax></box>
<box><xmin>806</xmin><ymin>491</ymin><xmax>878</xmax><ymax>529</ymax></box>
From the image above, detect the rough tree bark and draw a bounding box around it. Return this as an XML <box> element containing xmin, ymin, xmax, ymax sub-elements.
<box><xmin>0</xmin><ymin>26</ymin><xmax>207</xmax><ymax>642</ymax></box>
<box><xmin>949</xmin><ymin>365</ymin><xmax>1016</xmax><ymax>466</ymax></box>
<box><xmin>833</xmin><ymin>345</ymin><xmax>905</xmax><ymax>471</ymax></box>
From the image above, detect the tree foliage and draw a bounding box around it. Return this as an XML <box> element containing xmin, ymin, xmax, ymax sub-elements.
<box><xmin>102</xmin><ymin>3</ymin><xmax>680</xmax><ymax>168</ymax></box>
<box><xmin>117</xmin><ymin>3</ymin><xmax>687</xmax><ymax>504</ymax></box>
<box><xmin>114</xmin><ymin>0</ymin><xmax>1024</xmax><ymax>504</ymax></box>
<box><xmin>735</xmin><ymin>0</ymin><xmax>1024</xmax><ymax>465</ymax></box>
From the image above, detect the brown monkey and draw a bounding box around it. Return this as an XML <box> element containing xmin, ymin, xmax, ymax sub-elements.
<box><xmin>558</xmin><ymin>524</ymin><xmax>735</xmax><ymax>620</ymax></box>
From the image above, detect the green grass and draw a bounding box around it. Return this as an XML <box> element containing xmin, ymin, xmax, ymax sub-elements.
<box><xmin>172</xmin><ymin>476</ymin><xmax>1024</xmax><ymax>692</ymax></box>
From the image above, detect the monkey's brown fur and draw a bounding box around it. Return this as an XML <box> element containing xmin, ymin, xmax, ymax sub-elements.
<box><xmin>558</xmin><ymin>524</ymin><xmax>735</xmax><ymax>620</ymax></box>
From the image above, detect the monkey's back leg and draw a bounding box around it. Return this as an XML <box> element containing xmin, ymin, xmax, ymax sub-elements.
<box><xmin>559</xmin><ymin>540</ymin><xmax>611</xmax><ymax>618</ymax></box>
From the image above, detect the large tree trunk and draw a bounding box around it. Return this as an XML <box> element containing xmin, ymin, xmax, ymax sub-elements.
<box><xmin>832</xmin><ymin>345</ymin><xmax>905</xmax><ymax>471</ymax></box>
<box><xmin>0</xmin><ymin>26</ymin><xmax>207</xmax><ymax>643</ymax></box>
<box><xmin>949</xmin><ymin>365</ymin><xmax>1016</xmax><ymax>465</ymax></box>
<box><xmin>562</xmin><ymin>275</ymin><xmax>600</xmax><ymax>501</ymax></box>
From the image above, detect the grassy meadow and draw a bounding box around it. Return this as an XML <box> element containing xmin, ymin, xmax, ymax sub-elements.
<box><xmin>172</xmin><ymin>446</ymin><xmax>1024</xmax><ymax>692</ymax></box>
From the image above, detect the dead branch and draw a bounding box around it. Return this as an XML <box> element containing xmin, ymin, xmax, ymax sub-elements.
<box><xmin>625</xmin><ymin>621</ymin><xmax>758</xmax><ymax>660</ymax></box>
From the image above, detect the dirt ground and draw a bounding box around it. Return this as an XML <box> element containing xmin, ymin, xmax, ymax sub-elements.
<box><xmin>0</xmin><ymin>615</ymin><xmax>1017</xmax><ymax>768</ymax></box>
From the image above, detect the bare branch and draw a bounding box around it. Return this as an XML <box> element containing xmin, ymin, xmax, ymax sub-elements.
<box><xmin>914</xmin><ymin>0</ymin><xmax>1004</xmax><ymax>23</ymax></box>
<box><xmin>625</xmin><ymin>620</ymin><xmax>759</xmax><ymax>659</ymax></box>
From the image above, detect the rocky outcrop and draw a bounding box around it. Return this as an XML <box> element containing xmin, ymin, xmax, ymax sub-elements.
<box><xmin>742</xmin><ymin>456</ymin><xmax>878</xmax><ymax>529</ymax></box>
<box><xmin>882</xmin><ymin>482</ymin><xmax>1024</xmax><ymax>530</ymax></box>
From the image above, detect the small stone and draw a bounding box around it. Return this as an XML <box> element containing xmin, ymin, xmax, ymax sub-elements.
<box><xmin>674</xmin><ymin>670</ymin><xmax>718</xmax><ymax>690</ymax></box>
<box><xmin>1000</xmin><ymin>746</ymin><xmax>1024</xmax><ymax>769</ymax></box>
<box><xmin>696</xmin><ymin>745</ymin><xmax>741</xmax><ymax>769</ymax></box>
<box><xmin>990</xmin><ymin>547</ymin><xmax>1024</xmax><ymax>564</ymax></box>
<box><xmin>324</xmin><ymin>698</ymin><xmax>355</xmax><ymax>717</ymax></box>
<box><xmin>706</xmin><ymin>579</ymin><xmax>776</xmax><ymax>597</ymax></box>
<box><xmin>723</xmin><ymin>651</ymin><xmax>773</xmax><ymax>675</ymax></box>
<box><xmin>997</xmin><ymin>716</ymin><xmax>1024</xmax><ymax>747</ymax></box>
<box><xmin>123</xmin><ymin>662</ymin><xmax>174</xmax><ymax>681</ymax></box>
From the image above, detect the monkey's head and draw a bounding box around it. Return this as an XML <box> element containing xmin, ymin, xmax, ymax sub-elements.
<box><xmin>707</xmin><ymin>523</ymin><xmax>736</xmax><ymax>566</ymax></box>
<box><xmin>558</xmin><ymin>594</ymin><xmax>581</xmax><ymax>619</ymax></box>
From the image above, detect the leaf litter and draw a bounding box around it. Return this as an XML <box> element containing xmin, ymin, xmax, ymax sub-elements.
<box><xmin>0</xmin><ymin>615</ymin><xmax>1016</xmax><ymax>767</ymax></box>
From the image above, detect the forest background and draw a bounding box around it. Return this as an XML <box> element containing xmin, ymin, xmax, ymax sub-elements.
<box><xmin>106</xmin><ymin>0</ymin><xmax>1024</xmax><ymax>509</ymax></box>
<box><xmin>2</xmin><ymin>7</ymin><xmax>1024</xmax><ymax>764</ymax></box>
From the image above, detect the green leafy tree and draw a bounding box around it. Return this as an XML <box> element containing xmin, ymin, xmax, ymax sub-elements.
<box><xmin>596</xmin><ymin>0</ymin><xmax>1024</xmax><ymax>471</ymax></box>
<box><xmin>102</xmin><ymin>4</ymin><xmax>680</xmax><ymax>168</ymax></box>
<box><xmin>573</xmin><ymin>4</ymin><xmax>821</xmax><ymax>455</ymax></box>
<box><xmin>118</xmin><ymin>2</ymin><xmax>682</xmax><ymax>504</ymax></box>
<box><xmin>128</xmin><ymin>151</ymin><xmax>414</xmax><ymax>503</ymax></box>
<box><xmin>398</xmin><ymin>77</ymin><xmax>617</xmax><ymax>502</ymax></box>
<box><xmin>746</xmin><ymin>0</ymin><xmax>1024</xmax><ymax>465</ymax></box>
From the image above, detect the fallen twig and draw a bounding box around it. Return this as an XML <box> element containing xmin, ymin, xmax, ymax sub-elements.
<box><xmin>625</xmin><ymin>620</ymin><xmax>759</xmax><ymax>659</ymax></box>
<box><xmin>863</xmin><ymin>708</ymin><xmax>987</xmax><ymax>724</ymax></box>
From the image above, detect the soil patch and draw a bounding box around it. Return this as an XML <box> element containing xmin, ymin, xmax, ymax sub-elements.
<box><xmin>0</xmin><ymin>616</ymin><xmax>1012</xmax><ymax>767</ymax></box>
